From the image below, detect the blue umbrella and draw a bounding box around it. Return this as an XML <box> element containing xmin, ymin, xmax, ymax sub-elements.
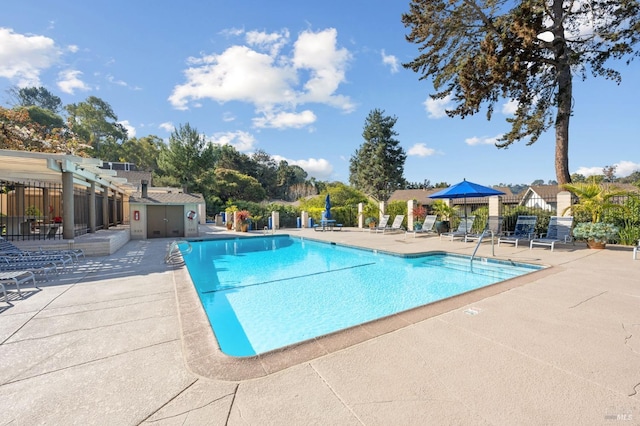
<box><xmin>429</xmin><ymin>178</ymin><xmax>504</xmax><ymax>222</ymax></box>
<box><xmin>324</xmin><ymin>194</ymin><xmax>331</xmax><ymax>220</ymax></box>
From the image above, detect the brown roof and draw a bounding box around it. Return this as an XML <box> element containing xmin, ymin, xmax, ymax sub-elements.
<box><xmin>525</xmin><ymin>185</ymin><xmax>562</xmax><ymax>199</ymax></box>
<box><xmin>114</xmin><ymin>170</ymin><xmax>153</xmax><ymax>187</ymax></box>
<box><xmin>129</xmin><ymin>191</ymin><xmax>204</xmax><ymax>205</ymax></box>
<box><xmin>388</xmin><ymin>189</ymin><xmax>444</xmax><ymax>203</ymax></box>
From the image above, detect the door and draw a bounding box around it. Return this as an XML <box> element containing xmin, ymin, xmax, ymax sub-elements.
<box><xmin>147</xmin><ymin>205</ymin><xmax>184</xmax><ymax>238</ymax></box>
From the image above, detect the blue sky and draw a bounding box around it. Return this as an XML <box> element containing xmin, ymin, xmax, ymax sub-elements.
<box><xmin>1</xmin><ymin>0</ymin><xmax>639</xmax><ymax>186</ymax></box>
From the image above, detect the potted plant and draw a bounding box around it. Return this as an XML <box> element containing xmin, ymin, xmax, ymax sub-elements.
<box><xmin>412</xmin><ymin>204</ymin><xmax>427</xmax><ymax>230</ymax></box>
<box><xmin>431</xmin><ymin>200</ymin><xmax>458</xmax><ymax>234</ymax></box>
<box><xmin>362</xmin><ymin>202</ymin><xmax>380</xmax><ymax>228</ymax></box>
<box><xmin>225</xmin><ymin>205</ymin><xmax>237</xmax><ymax>230</ymax></box>
<box><xmin>562</xmin><ymin>179</ymin><xmax>628</xmax><ymax>249</ymax></box>
<box><xmin>236</xmin><ymin>210</ymin><xmax>251</xmax><ymax>232</ymax></box>
<box><xmin>572</xmin><ymin>222</ymin><xmax>619</xmax><ymax>249</ymax></box>
<box><xmin>364</xmin><ymin>216</ymin><xmax>378</xmax><ymax>228</ymax></box>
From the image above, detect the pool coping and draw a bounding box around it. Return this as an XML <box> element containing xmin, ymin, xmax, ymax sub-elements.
<box><xmin>173</xmin><ymin>241</ymin><xmax>559</xmax><ymax>381</ymax></box>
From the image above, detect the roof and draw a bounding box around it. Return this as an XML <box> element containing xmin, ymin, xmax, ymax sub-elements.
<box><xmin>129</xmin><ymin>191</ymin><xmax>205</xmax><ymax>205</ymax></box>
<box><xmin>112</xmin><ymin>170</ymin><xmax>152</xmax><ymax>187</ymax></box>
<box><xmin>388</xmin><ymin>189</ymin><xmax>443</xmax><ymax>203</ymax></box>
<box><xmin>524</xmin><ymin>185</ymin><xmax>562</xmax><ymax>199</ymax></box>
<box><xmin>0</xmin><ymin>149</ymin><xmax>135</xmax><ymax>194</ymax></box>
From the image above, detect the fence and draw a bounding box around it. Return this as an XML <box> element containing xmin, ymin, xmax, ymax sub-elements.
<box><xmin>0</xmin><ymin>179</ymin><xmax>123</xmax><ymax>241</ymax></box>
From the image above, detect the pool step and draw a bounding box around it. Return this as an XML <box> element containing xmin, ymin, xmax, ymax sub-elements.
<box><xmin>421</xmin><ymin>256</ymin><xmax>530</xmax><ymax>279</ymax></box>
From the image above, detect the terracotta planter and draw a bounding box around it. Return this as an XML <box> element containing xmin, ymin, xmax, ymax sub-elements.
<box><xmin>586</xmin><ymin>240</ymin><xmax>606</xmax><ymax>249</ymax></box>
<box><xmin>241</xmin><ymin>223</ymin><xmax>249</xmax><ymax>232</ymax></box>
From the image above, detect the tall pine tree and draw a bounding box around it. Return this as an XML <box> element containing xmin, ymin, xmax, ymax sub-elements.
<box><xmin>349</xmin><ymin>109</ymin><xmax>407</xmax><ymax>201</ymax></box>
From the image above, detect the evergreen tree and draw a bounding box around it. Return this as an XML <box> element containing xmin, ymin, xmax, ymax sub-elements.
<box><xmin>403</xmin><ymin>0</ymin><xmax>640</xmax><ymax>184</ymax></box>
<box><xmin>349</xmin><ymin>109</ymin><xmax>407</xmax><ymax>201</ymax></box>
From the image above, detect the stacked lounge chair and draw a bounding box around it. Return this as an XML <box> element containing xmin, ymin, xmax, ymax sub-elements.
<box><xmin>0</xmin><ymin>237</ymin><xmax>84</xmax><ymax>263</ymax></box>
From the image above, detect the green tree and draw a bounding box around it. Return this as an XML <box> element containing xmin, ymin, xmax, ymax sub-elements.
<box><xmin>349</xmin><ymin>109</ymin><xmax>407</xmax><ymax>201</ymax></box>
<box><xmin>66</xmin><ymin>96</ymin><xmax>128</xmax><ymax>158</ymax></box>
<box><xmin>157</xmin><ymin>123</ymin><xmax>213</xmax><ymax>192</ymax></box>
<box><xmin>207</xmin><ymin>168</ymin><xmax>266</xmax><ymax>202</ymax></box>
<box><xmin>121</xmin><ymin>135</ymin><xmax>163</xmax><ymax>171</ymax></box>
<box><xmin>250</xmin><ymin>149</ymin><xmax>278</xmax><ymax>197</ymax></box>
<box><xmin>402</xmin><ymin>0</ymin><xmax>640</xmax><ymax>185</ymax></box>
<box><xmin>24</xmin><ymin>106</ymin><xmax>65</xmax><ymax>131</ymax></box>
<box><xmin>9</xmin><ymin>86</ymin><xmax>62</xmax><ymax>113</ymax></box>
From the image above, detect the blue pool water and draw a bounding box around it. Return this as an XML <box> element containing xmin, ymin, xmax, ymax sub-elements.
<box><xmin>181</xmin><ymin>236</ymin><xmax>542</xmax><ymax>357</ymax></box>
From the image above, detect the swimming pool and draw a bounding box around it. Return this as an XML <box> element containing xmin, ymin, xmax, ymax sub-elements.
<box><xmin>181</xmin><ymin>235</ymin><xmax>543</xmax><ymax>357</ymax></box>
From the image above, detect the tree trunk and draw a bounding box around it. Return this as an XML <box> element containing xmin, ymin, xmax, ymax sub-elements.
<box><xmin>553</xmin><ymin>0</ymin><xmax>572</xmax><ymax>185</ymax></box>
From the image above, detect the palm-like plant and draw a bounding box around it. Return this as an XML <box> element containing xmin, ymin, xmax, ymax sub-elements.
<box><xmin>562</xmin><ymin>180</ymin><xmax>629</xmax><ymax>223</ymax></box>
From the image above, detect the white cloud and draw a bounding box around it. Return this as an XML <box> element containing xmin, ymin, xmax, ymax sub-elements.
<box><xmin>119</xmin><ymin>120</ymin><xmax>136</xmax><ymax>138</ymax></box>
<box><xmin>575</xmin><ymin>160</ymin><xmax>640</xmax><ymax>177</ymax></box>
<box><xmin>57</xmin><ymin>69</ymin><xmax>90</xmax><ymax>94</ymax></box>
<box><xmin>272</xmin><ymin>155</ymin><xmax>333</xmax><ymax>180</ymax></box>
<box><xmin>253</xmin><ymin>110</ymin><xmax>316</xmax><ymax>129</ymax></box>
<box><xmin>67</xmin><ymin>44</ymin><xmax>79</xmax><ymax>53</ymax></box>
<box><xmin>107</xmin><ymin>74</ymin><xmax>128</xmax><ymax>87</ymax></box>
<box><xmin>159</xmin><ymin>122</ymin><xmax>174</xmax><ymax>132</ymax></box>
<box><xmin>222</xmin><ymin>112</ymin><xmax>236</xmax><ymax>122</ymax></box>
<box><xmin>465</xmin><ymin>134</ymin><xmax>502</xmax><ymax>146</ymax></box>
<box><xmin>407</xmin><ymin>143</ymin><xmax>436</xmax><ymax>157</ymax></box>
<box><xmin>381</xmin><ymin>49</ymin><xmax>399</xmax><ymax>73</ymax></box>
<box><xmin>615</xmin><ymin>160</ymin><xmax>640</xmax><ymax>177</ymax></box>
<box><xmin>502</xmin><ymin>99</ymin><xmax>518</xmax><ymax>115</ymax></box>
<box><xmin>292</xmin><ymin>28</ymin><xmax>354</xmax><ymax>111</ymax></box>
<box><xmin>0</xmin><ymin>27</ymin><xmax>60</xmax><ymax>87</ymax></box>
<box><xmin>245</xmin><ymin>29</ymin><xmax>289</xmax><ymax>56</ymax></box>
<box><xmin>209</xmin><ymin>130</ymin><xmax>257</xmax><ymax>152</ymax></box>
<box><xmin>169</xmin><ymin>27</ymin><xmax>354</xmax><ymax>128</ymax></box>
<box><xmin>168</xmin><ymin>45</ymin><xmax>297</xmax><ymax>110</ymax></box>
<box><xmin>424</xmin><ymin>95</ymin><xmax>453</xmax><ymax>119</ymax></box>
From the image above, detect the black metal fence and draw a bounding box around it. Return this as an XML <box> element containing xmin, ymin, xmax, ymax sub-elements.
<box><xmin>0</xmin><ymin>179</ymin><xmax>122</xmax><ymax>241</ymax></box>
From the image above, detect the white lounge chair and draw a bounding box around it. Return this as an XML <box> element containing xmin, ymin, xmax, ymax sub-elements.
<box><xmin>530</xmin><ymin>216</ymin><xmax>574</xmax><ymax>251</ymax></box>
<box><xmin>465</xmin><ymin>216</ymin><xmax>503</xmax><ymax>243</ymax></box>
<box><xmin>633</xmin><ymin>239</ymin><xmax>639</xmax><ymax>260</ymax></box>
<box><xmin>498</xmin><ymin>215</ymin><xmax>538</xmax><ymax>248</ymax></box>
<box><xmin>440</xmin><ymin>216</ymin><xmax>475</xmax><ymax>241</ymax></box>
<box><xmin>370</xmin><ymin>215</ymin><xmax>391</xmax><ymax>233</ymax></box>
<box><xmin>383</xmin><ymin>215</ymin><xmax>405</xmax><ymax>234</ymax></box>
<box><xmin>405</xmin><ymin>215</ymin><xmax>437</xmax><ymax>238</ymax></box>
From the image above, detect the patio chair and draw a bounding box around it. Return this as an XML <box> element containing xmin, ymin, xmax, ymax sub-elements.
<box><xmin>383</xmin><ymin>215</ymin><xmax>405</xmax><ymax>234</ymax></box>
<box><xmin>370</xmin><ymin>215</ymin><xmax>391</xmax><ymax>233</ymax></box>
<box><xmin>465</xmin><ymin>216</ymin><xmax>504</xmax><ymax>243</ymax></box>
<box><xmin>0</xmin><ymin>270</ymin><xmax>37</xmax><ymax>297</ymax></box>
<box><xmin>0</xmin><ymin>237</ymin><xmax>84</xmax><ymax>263</ymax></box>
<box><xmin>405</xmin><ymin>215</ymin><xmax>437</xmax><ymax>239</ymax></box>
<box><xmin>0</xmin><ymin>256</ymin><xmax>61</xmax><ymax>281</ymax></box>
<box><xmin>440</xmin><ymin>216</ymin><xmax>476</xmax><ymax>241</ymax></box>
<box><xmin>530</xmin><ymin>216</ymin><xmax>574</xmax><ymax>251</ymax></box>
<box><xmin>497</xmin><ymin>215</ymin><xmax>538</xmax><ymax>248</ymax></box>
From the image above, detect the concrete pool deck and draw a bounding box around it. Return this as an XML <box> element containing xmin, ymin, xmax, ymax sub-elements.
<box><xmin>0</xmin><ymin>225</ymin><xmax>638</xmax><ymax>424</ymax></box>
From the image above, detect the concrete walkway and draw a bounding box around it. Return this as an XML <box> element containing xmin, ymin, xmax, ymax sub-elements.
<box><xmin>0</xmin><ymin>226</ymin><xmax>638</xmax><ymax>425</ymax></box>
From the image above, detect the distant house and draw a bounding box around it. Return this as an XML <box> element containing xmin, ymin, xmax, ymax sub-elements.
<box><xmin>519</xmin><ymin>185</ymin><xmax>562</xmax><ymax>211</ymax></box>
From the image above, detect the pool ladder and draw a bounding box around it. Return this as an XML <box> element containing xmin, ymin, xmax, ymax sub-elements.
<box><xmin>165</xmin><ymin>240</ymin><xmax>192</xmax><ymax>264</ymax></box>
<box><xmin>470</xmin><ymin>230</ymin><xmax>496</xmax><ymax>265</ymax></box>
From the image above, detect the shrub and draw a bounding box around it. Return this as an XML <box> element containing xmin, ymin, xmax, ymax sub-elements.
<box><xmin>572</xmin><ymin>222</ymin><xmax>619</xmax><ymax>244</ymax></box>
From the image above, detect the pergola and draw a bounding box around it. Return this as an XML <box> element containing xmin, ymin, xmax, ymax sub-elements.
<box><xmin>0</xmin><ymin>149</ymin><xmax>135</xmax><ymax>240</ymax></box>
